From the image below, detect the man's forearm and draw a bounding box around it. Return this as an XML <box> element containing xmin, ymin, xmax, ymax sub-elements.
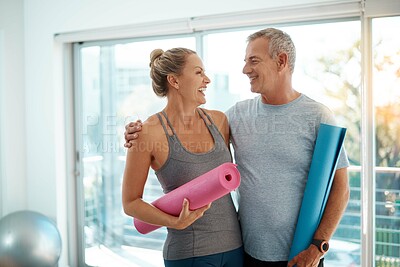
<box><xmin>313</xmin><ymin>167</ymin><xmax>350</xmax><ymax>240</ymax></box>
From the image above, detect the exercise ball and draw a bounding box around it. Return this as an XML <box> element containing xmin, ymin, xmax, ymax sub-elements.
<box><xmin>0</xmin><ymin>210</ymin><xmax>62</xmax><ymax>267</ymax></box>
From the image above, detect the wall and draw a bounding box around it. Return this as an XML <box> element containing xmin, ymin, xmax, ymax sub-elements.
<box><xmin>0</xmin><ymin>0</ymin><xmax>26</xmax><ymax>217</ymax></box>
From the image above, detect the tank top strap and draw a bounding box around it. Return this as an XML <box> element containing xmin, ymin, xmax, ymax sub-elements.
<box><xmin>156</xmin><ymin>112</ymin><xmax>173</xmax><ymax>137</ymax></box>
<box><xmin>197</xmin><ymin>108</ymin><xmax>215</xmax><ymax>126</ymax></box>
<box><xmin>158</xmin><ymin>109</ymin><xmax>215</xmax><ymax>136</ymax></box>
<box><xmin>160</xmin><ymin>111</ymin><xmax>178</xmax><ymax>136</ymax></box>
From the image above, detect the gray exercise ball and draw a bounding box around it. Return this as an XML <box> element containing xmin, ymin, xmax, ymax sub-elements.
<box><xmin>0</xmin><ymin>210</ymin><xmax>62</xmax><ymax>267</ymax></box>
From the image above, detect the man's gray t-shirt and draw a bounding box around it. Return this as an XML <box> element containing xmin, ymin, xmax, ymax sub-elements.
<box><xmin>225</xmin><ymin>94</ymin><xmax>349</xmax><ymax>261</ymax></box>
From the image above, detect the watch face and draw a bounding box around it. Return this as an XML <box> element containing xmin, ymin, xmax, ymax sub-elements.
<box><xmin>312</xmin><ymin>239</ymin><xmax>329</xmax><ymax>253</ymax></box>
<box><xmin>321</xmin><ymin>242</ymin><xmax>329</xmax><ymax>252</ymax></box>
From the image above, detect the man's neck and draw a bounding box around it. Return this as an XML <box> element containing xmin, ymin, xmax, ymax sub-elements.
<box><xmin>261</xmin><ymin>89</ymin><xmax>301</xmax><ymax>105</ymax></box>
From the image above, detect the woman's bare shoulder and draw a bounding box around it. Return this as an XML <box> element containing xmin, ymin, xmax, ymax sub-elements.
<box><xmin>135</xmin><ymin>114</ymin><xmax>164</xmax><ymax>141</ymax></box>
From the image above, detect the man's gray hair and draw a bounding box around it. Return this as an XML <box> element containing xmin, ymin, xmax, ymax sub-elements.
<box><xmin>247</xmin><ymin>28</ymin><xmax>296</xmax><ymax>74</ymax></box>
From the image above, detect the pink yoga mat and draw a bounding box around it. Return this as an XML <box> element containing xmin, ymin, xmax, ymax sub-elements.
<box><xmin>134</xmin><ymin>162</ymin><xmax>241</xmax><ymax>234</ymax></box>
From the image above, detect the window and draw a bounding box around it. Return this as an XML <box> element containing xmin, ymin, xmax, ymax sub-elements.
<box><xmin>372</xmin><ymin>16</ymin><xmax>400</xmax><ymax>266</ymax></box>
<box><xmin>75</xmin><ymin>37</ymin><xmax>195</xmax><ymax>266</ymax></box>
<box><xmin>73</xmin><ymin>15</ymin><xmax>400</xmax><ymax>267</ymax></box>
<box><xmin>203</xmin><ymin>21</ymin><xmax>362</xmax><ymax>265</ymax></box>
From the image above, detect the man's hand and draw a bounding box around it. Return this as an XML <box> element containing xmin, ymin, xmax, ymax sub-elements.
<box><xmin>287</xmin><ymin>245</ymin><xmax>323</xmax><ymax>267</ymax></box>
<box><xmin>124</xmin><ymin>120</ymin><xmax>142</xmax><ymax>148</ymax></box>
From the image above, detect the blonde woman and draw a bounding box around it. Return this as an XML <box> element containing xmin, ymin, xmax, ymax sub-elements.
<box><xmin>122</xmin><ymin>48</ymin><xmax>243</xmax><ymax>267</ymax></box>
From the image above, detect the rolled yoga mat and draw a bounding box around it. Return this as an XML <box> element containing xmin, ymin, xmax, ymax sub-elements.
<box><xmin>134</xmin><ymin>162</ymin><xmax>241</xmax><ymax>234</ymax></box>
<box><xmin>288</xmin><ymin>123</ymin><xmax>347</xmax><ymax>260</ymax></box>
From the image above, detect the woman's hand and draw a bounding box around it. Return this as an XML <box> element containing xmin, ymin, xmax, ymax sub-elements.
<box><xmin>172</xmin><ymin>198</ymin><xmax>211</xmax><ymax>230</ymax></box>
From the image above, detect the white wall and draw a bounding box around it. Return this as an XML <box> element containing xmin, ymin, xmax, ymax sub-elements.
<box><xmin>0</xmin><ymin>0</ymin><xmax>26</xmax><ymax>216</ymax></box>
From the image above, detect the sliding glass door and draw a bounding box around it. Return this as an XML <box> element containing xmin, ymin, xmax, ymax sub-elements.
<box><xmin>203</xmin><ymin>20</ymin><xmax>362</xmax><ymax>266</ymax></box>
<box><xmin>73</xmin><ymin>16</ymin><xmax>400</xmax><ymax>267</ymax></box>
<box><xmin>372</xmin><ymin>16</ymin><xmax>400</xmax><ymax>267</ymax></box>
<box><xmin>75</xmin><ymin>37</ymin><xmax>195</xmax><ymax>266</ymax></box>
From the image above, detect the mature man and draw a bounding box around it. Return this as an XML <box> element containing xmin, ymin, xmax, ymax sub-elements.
<box><xmin>124</xmin><ymin>28</ymin><xmax>350</xmax><ymax>267</ymax></box>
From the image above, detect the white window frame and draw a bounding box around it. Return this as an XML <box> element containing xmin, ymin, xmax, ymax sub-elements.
<box><xmin>361</xmin><ymin>1</ymin><xmax>400</xmax><ymax>266</ymax></box>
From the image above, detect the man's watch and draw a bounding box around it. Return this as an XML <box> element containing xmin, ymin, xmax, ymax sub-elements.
<box><xmin>311</xmin><ymin>239</ymin><xmax>329</xmax><ymax>253</ymax></box>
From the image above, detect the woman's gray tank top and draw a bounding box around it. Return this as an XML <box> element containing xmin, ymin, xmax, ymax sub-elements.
<box><xmin>155</xmin><ymin>108</ymin><xmax>242</xmax><ymax>260</ymax></box>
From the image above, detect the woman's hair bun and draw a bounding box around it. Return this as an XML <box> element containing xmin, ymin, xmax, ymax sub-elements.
<box><xmin>149</xmin><ymin>49</ymin><xmax>164</xmax><ymax>67</ymax></box>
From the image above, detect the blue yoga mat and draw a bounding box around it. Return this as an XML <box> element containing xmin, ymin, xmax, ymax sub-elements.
<box><xmin>288</xmin><ymin>123</ymin><xmax>347</xmax><ymax>260</ymax></box>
